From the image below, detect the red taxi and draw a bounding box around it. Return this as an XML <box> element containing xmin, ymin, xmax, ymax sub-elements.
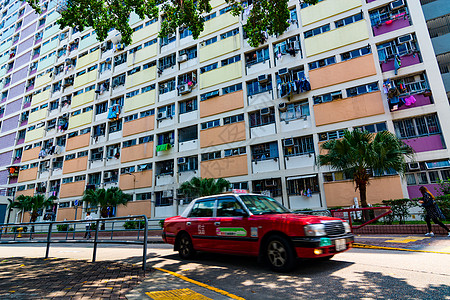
<box><xmin>163</xmin><ymin>193</ymin><xmax>354</xmax><ymax>271</ymax></box>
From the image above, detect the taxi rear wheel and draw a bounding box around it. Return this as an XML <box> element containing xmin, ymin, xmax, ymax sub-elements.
<box><xmin>265</xmin><ymin>235</ymin><xmax>296</xmax><ymax>272</ymax></box>
<box><xmin>178</xmin><ymin>233</ymin><xmax>196</xmax><ymax>259</ymax></box>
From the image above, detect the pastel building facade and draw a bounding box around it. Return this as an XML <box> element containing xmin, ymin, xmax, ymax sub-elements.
<box><xmin>0</xmin><ymin>0</ymin><xmax>449</xmax><ymax>221</ymax></box>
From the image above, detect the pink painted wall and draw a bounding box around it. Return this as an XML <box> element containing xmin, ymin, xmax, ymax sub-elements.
<box><xmin>380</xmin><ymin>53</ymin><xmax>421</xmax><ymax>72</ymax></box>
<box><xmin>397</xmin><ymin>94</ymin><xmax>432</xmax><ymax>111</ymax></box>
<box><xmin>373</xmin><ymin>18</ymin><xmax>411</xmax><ymax>36</ymax></box>
<box><xmin>403</xmin><ymin>135</ymin><xmax>444</xmax><ymax>153</ymax></box>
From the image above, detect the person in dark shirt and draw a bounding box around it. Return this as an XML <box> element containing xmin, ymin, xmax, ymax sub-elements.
<box><xmin>419</xmin><ymin>186</ymin><xmax>449</xmax><ymax>237</ymax></box>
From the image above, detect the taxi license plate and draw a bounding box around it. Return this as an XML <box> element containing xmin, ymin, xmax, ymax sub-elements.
<box><xmin>335</xmin><ymin>239</ymin><xmax>346</xmax><ymax>251</ymax></box>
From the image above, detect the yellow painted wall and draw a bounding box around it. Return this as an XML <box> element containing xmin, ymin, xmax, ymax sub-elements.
<box><xmin>324</xmin><ymin>176</ymin><xmax>404</xmax><ymax>207</ymax></box>
<box><xmin>199</xmin><ymin>34</ymin><xmax>240</xmax><ymax>63</ymax></box>
<box><xmin>200</xmin><ymin>61</ymin><xmax>242</xmax><ymax>89</ymax></box>
<box><xmin>301</xmin><ymin>0</ymin><xmax>362</xmax><ymax>26</ymax></box>
<box><xmin>123</xmin><ymin>90</ymin><xmax>156</xmax><ymax>113</ymax></box>
<box><xmin>24</xmin><ymin>127</ymin><xmax>45</xmax><ymax>143</ymax></box>
<box><xmin>129</xmin><ymin>44</ymin><xmax>158</xmax><ymax>66</ymax></box>
<box><xmin>76</xmin><ymin>49</ymin><xmax>100</xmax><ymax>70</ymax></box>
<box><xmin>28</xmin><ymin>107</ymin><xmax>47</xmax><ymax>124</ymax></box>
<box><xmin>125</xmin><ymin>66</ymin><xmax>157</xmax><ymax>89</ymax></box>
<box><xmin>73</xmin><ymin>69</ymin><xmax>97</xmax><ymax>89</ymax></box>
<box><xmin>34</xmin><ymin>73</ymin><xmax>52</xmax><ymax>88</ymax></box>
<box><xmin>199</xmin><ymin>13</ymin><xmax>239</xmax><ymax>38</ymax></box>
<box><xmin>305</xmin><ymin>20</ymin><xmax>369</xmax><ymax>57</ymax></box>
<box><xmin>32</xmin><ymin>89</ymin><xmax>51</xmax><ymax>106</ymax></box>
<box><xmin>210</xmin><ymin>0</ymin><xmax>226</xmax><ymax>8</ymax></box>
<box><xmin>68</xmin><ymin>111</ymin><xmax>93</xmax><ymax>130</ymax></box>
<box><xmin>71</xmin><ymin>90</ymin><xmax>95</xmax><ymax>108</ymax></box>
<box><xmin>132</xmin><ymin>22</ymin><xmax>158</xmax><ymax>44</ymax></box>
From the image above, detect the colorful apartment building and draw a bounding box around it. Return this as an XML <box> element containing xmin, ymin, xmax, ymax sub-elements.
<box><xmin>0</xmin><ymin>0</ymin><xmax>449</xmax><ymax>222</ymax></box>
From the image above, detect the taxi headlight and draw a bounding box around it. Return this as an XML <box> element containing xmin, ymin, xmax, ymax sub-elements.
<box><xmin>304</xmin><ymin>224</ymin><xmax>326</xmax><ymax>237</ymax></box>
<box><xmin>343</xmin><ymin>221</ymin><xmax>352</xmax><ymax>233</ymax></box>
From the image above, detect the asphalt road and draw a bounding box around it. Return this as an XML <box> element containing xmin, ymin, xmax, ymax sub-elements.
<box><xmin>1</xmin><ymin>243</ymin><xmax>449</xmax><ymax>299</ymax></box>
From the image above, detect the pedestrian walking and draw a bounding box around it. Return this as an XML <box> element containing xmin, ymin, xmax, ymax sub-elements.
<box><xmin>84</xmin><ymin>212</ymin><xmax>93</xmax><ymax>239</ymax></box>
<box><xmin>418</xmin><ymin>186</ymin><xmax>450</xmax><ymax>237</ymax></box>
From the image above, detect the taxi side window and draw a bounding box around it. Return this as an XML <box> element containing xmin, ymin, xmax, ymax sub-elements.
<box><xmin>189</xmin><ymin>199</ymin><xmax>215</xmax><ymax>217</ymax></box>
<box><xmin>217</xmin><ymin>198</ymin><xmax>244</xmax><ymax>217</ymax></box>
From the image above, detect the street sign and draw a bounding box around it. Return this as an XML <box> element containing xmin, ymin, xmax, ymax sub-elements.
<box><xmin>74</xmin><ymin>200</ymin><xmax>79</xmax><ymax>206</ymax></box>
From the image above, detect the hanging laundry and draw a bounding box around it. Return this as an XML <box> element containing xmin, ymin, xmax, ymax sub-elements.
<box><xmin>108</xmin><ymin>104</ymin><xmax>121</xmax><ymax>120</ymax></box>
<box><xmin>394</xmin><ymin>55</ymin><xmax>402</xmax><ymax>75</ymax></box>
<box><xmin>404</xmin><ymin>95</ymin><xmax>417</xmax><ymax>106</ymax></box>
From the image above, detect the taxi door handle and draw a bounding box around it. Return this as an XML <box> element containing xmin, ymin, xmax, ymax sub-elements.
<box><xmin>186</xmin><ymin>222</ymin><xmax>191</xmax><ymax>226</ymax></box>
<box><xmin>214</xmin><ymin>222</ymin><xmax>220</xmax><ymax>226</ymax></box>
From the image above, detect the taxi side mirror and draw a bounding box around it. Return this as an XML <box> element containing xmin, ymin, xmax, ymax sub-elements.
<box><xmin>234</xmin><ymin>209</ymin><xmax>248</xmax><ymax>217</ymax></box>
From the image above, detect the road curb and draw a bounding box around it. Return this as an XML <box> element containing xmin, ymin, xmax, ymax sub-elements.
<box><xmin>353</xmin><ymin>243</ymin><xmax>450</xmax><ymax>254</ymax></box>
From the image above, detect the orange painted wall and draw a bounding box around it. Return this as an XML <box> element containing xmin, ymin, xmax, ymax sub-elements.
<box><xmin>119</xmin><ymin>170</ymin><xmax>153</xmax><ymax>190</ymax></box>
<box><xmin>309</xmin><ymin>54</ymin><xmax>377</xmax><ymax>90</ymax></box>
<box><xmin>18</xmin><ymin>168</ymin><xmax>38</xmax><ymax>183</ymax></box>
<box><xmin>200</xmin><ymin>154</ymin><xmax>248</xmax><ymax>178</ymax></box>
<box><xmin>314</xmin><ymin>91</ymin><xmax>385</xmax><ymax>126</ymax></box>
<box><xmin>121</xmin><ymin>142</ymin><xmax>154</xmax><ymax>163</ymax></box>
<box><xmin>15</xmin><ymin>188</ymin><xmax>35</xmax><ymax>197</ymax></box>
<box><xmin>56</xmin><ymin>207</ymin><xmax>80</xmax><ymax>221</ymax></box>
<box><xmin>62</xmin><ymin>156</ymin><xmax>88</xmax><ymax>174</ymax></box>
<box><xmin>123</xmin><ymin>115</ymin><xmax>155</xmax><ymax>137</ymax></box>
<box><xmin>200</xmin><ymin>90</ymin><xmax>244</xmax><ymax>118</ymax></box>
<box><xmin>323</xmin><ymin>175</ymin><xmax>404</xmax><ymax>207</ymax></box>
<box><xmin>116</xmin><ymin>200</ymin><xmax>151</xmax><ymax>217</ymax></box>
<box><xmin>66</xmin><ymin>133</ymin><xmax>90</xmax><ymax>151</ymax></box>
<box><xmin>22</xmin><ymin>147</ymin><xmax>40</xmax><ymax>162</ymax></box>
<box><xmin>200</xmin><ymin>122</ymin><xmax>246</xmax><ymax>148</ymax></box>
<box><xmin>60</xmin><ymin>181</ymin><xmax>85</xmax><ymax>198</ymax></box>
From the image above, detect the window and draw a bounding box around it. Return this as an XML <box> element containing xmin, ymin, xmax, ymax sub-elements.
<box><xmin>346</xmin><ymin>82</ymin><xmax>379</xmax><ymax>97</ymax></box>
<box><xmin>249</xmin><ymin>107</ymin><xmax>275</xmax><ymax>128</ymax></box>
<box><xmin>123</xmin><ymin>139</ymin><xmax>137</xmax><ymax>148</ymax></box>
<box><xmin>124</xmin><ymin>113</ymin><xmax>138</xmax><ymax>122</ymax></box>
<box><xmin>247</xmin><ymin>77</ymin><xmax>272</xmax><ymax>96</ymax></box>
<box><xmin>287</xmin><ymin>175</ymin><xmax>319</xmax><ymax>195</ymax></box>
<box><xmin>335</xmin><ymin>12</ymin><xmax>363</xmax><ymax>28</ymax></box>
<box><xmin>223</xmin><ymin>83</ymin><xmax>242</xmax><ymax>94</ymax></box>
<box><xmin>221</xmin><ymin>55</ymin><xmax>241</xmax><ymax>67</ymax></box>
<box><xmin>221</xmin><ymin>28</ymin><xmax>239</xmax><ymax>39</ymax></box>
<box><xmin>159</xmin><ymin>54</ymin><xmax>176</xmax><ymax>70</ymax></box>
<box><xmin>280</xmin><ymin>101</ymin><xmax>310</xmax><ymax>121</ymax></box>
<box><xmin>96</xmin><ymin>102</ymin><xmax>108</xmax><ymax>115</ymax></box>
<box><xmin>204</xmin><ymin>12</ymin><xmax>216</xmax><ymax>21</ymax></box>
<box><xmin>65</xmin><ymin>154</ymin><xmax>76</xmax><ymax>160</ymax></box>
<box><xmin>341</xmin><ymin>46</ymin><xmax>372</xmax><ymax>61</ymax></box>
<box><xmin>159</xmin><ymin>79</ymin><xmax>176</xmax><ymax>94</ymax></box>
<box><xmin>201</xmin><ymin>151</ymin><xmax>221</xmax><ymax>161</ymax></box>
<box><xmin>308</xmin><ymin>56</ymin><xmax>336</xmax><ymax>70</ymax></box>
<box><xmin>377</xmin><ymin>36</ymin><xmax>418</xmax><ymax>61</ymax></box>
<box><xmin>189</xmin><ymin>199</ymin><xmax>215</xmax><ymax>217</ymax></box>
<box><xmin>245</xmin><ymin>47</ymin><xmax>270</xmax><ymax>66</ymax></box>
<box><xmin>180</xmin><ymin>27</ymin><xmax>193</xmax><ymax>39</ymax></box>
<box><xmin>223</xmin><ymin>114</ymin><xmax>244</xmax><ymax>125</ymax></box>
<box><xmin>178</xmin><ymin>156</ymin><xmax>198</xmax><ymax>172</ymax></box>
<box><xmin>220</xmin><ymin>5</ymin><xmax>233</xmax><ymax>15</ymax></box>
<box><xmin>313</xmin><ymin>91</ymin><xmax>342</xmax><ymax>104</ymax></box>
<box><xmin>140</xmin><ymin>109</ymin><xmax>155</xmax><ymax>118</ymax></box>
<box><xmin>179</xmin><ymin>99</ymin><xmax>197</xmax><ymax>114</ymax></box>
<box><xmin>369</xmin><ymin>3</ymin><xmax>409</xmax><ymax>27</ymax></box>
<box><xmin>200</xmin><ymin>62</ymin><xmax>218</xmax><ymax>74</ymax></box>
<box><xmin>217</xmin><ymin>198</ymin><xmax>245</xmax><ymax>217</ymax></box>
<box><xmin>136</xmin><ymin>192</ymin><xmax>152</xmax><ymax>201</ymax></box>
<box><xmin>393</xmin><ymin>114</ymin><xmax>441</xmax><ymax>139</ymax></box>
<box><xmin>75</xmin><ymin>175</ymin><xmax>86</xmax><ymax>182</ymax></box>
<box><xmin>139</xmin><ymin>135</ymin><xmax>153</xmax><ymax>144</ymax></box>
<box><xmin>201</xmin><ymin>119</ymin><xmax>220</xmax><ymax>130</ymax></box>
<box><xmin>355</xmin><ymin>122</ymin><xmax>387</xmax><ymax>133</ymax></box>
<box><xmin>144</xmin><ymin>38</ymin><xmax>157</xmax><ymax>47</ymax></box>
<box><xmin>62</xmin><ymin>177</ymin><xmax>73</xmax><ymax>184</ymax></box>
<box><xmin>224</xmin><ymin>147</ymin><xmax>246</xmax><ymax>157</ymax></box>
<box><xmin>126</xmin><ymin>89</ymin><xmax>139</xmax><ymax>98</ymax></box>
<box><xmin>251</xmin><ymin>142</ymin><xmax>279</xmax><ymax>161</ymax></box>
<box><xmin>304</xmin><ymin>24</ymin><xmax>330</xmax><ymax>38</ymax></box>
<box><xmin>78</xmin><ymin>151</ymin><xmax>88</xmax><ymax>157</ymax></box>
<box><xmin>319</xmin><ymin>130</ymin><xmax>345</xmax><ymax>141</ymax></box>
<box><xmin>283</xmin><ymin>136</ymin><xmax>314</xmax><ymax>157</ymax></box>
<box><xmin>200</xmin><ymin>90</ymin><xmax>219</xmax><ymax>101</ymax></box>
<box><xmin>109</xmin><ymin>120</ymin><xmax>122</xmax><ymax>133</ymax></box>
<box><xmin>141</xmin><ymin>84</ymin><xmax>155</xmax><ymax>93</ymax></box>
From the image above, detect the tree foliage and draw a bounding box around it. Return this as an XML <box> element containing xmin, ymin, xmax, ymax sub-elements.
<box><xmin>9</xmin><ymin>194</ymin><xmax>56</xmax><ymax>222</ymax></box>
<box><xmin>25</xmin><ymin>0</ymin><xmax>318</xmax><ymax>47</ymax></box>
<box><xmin>81</xmin><ymin>187</ymin><xmax>131</xmax><ymax>218</ymax></box>
<box><xmin>317</xmin><ymin>130</ymin><xmax>414</xmax><ymax>215</ymax></box>
<box><xmin>179</xmin><ymin>177</ymin><xmax>230</xmax><ymax>198</ymax></box>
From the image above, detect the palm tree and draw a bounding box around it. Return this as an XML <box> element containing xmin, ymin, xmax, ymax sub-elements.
<box><xmin>81</xmin><ymin>187</ymin><xmax>131</xmax><ymax>218</ymax></box>
<box><xmin>179</xmin><ymin>177</ymin><xmax>231</xmax><ymax>198</ymax></box>
<box><xmin>8</xmin><ymin>195</ymin><xmax>32</xmax><ymax>223</ymax></box>
<box><xmin>317</xmin><ymin>130</ymin><xmax>414</xmax><ymax>221</ymax></box>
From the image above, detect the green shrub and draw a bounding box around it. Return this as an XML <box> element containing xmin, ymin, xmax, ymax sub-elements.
<box><xmin>159</xmin><ymin>219</ymin><xmax>165</xmax><ymax>229</ymax></box>
<box><xmin>382</xmin><ymin>199</ymin><xmax>416</xmax><ymax>224</ymax></box>
<box><xmin>436</xmin><ymin>194</ymin><xmax>450</xmax><ymax>220</ymax></box>
<box><xmin>56</xmin><ymin>224</ymin><xmax>69</xmax><ymax>232</ymax></box>
<box><xmin>123</xmin><ymin>220</ymin><xmax>147</xmax><ymax>230</ymax></box>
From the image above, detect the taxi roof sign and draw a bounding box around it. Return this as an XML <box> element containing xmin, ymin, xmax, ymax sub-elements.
<box><xmin>232</xmin><ymin>189</ymin><xmax>248</xmax><ymax>194</ymax></box>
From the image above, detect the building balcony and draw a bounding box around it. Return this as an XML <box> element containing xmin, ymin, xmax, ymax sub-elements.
<box><xmin>380</xmin><ymin>52</ymin><xmax>421</xmax><ymax>73</ymax></box>
<box><xmin>250</xmin><ymin>123</ymin><xmax>276</xmax><ymax>138</ymax></box>
<box><xmin>252</xmin><ymin>158</ymin><xmax>280</xmax><ymax>174</ymax></box>
<box><xmin>284</xmin><ymin>154</ymin><xmax>315</xmax><ymax>170</ymax></box>
<box><xmin>401</xmin><ymin>134</ymin><xmax>445</xmax><ymax>153</ymax></box>
<box><xmin>156</xmin><ymin>174</ymin><xmax>174</xmax><ymax>186</ymax></box>
<box><xmin>179</xmin><ymin>139</ymin><xmax>198</xmax><ymax>152</ymax></box>
<box><xmin>372</xmin><ymin>14</ymin><xmax>411</xmax><ymax>37</ymax></box>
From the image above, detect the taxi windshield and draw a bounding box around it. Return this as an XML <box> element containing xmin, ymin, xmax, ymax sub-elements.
<box><xmin>239</xmin><ymin>195</ymin><xmax>290</xmax><ymax>215</ymax></box>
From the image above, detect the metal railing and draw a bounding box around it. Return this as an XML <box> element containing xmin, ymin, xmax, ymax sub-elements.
<box><xmin>0</xmin><ymin>215</ymin><xmax>150</xmax><ymax>270</ymax></box>
<box><xmin>330</xmin><ymin>207</ymin><xmax>393</xmax><ymax>232</ymax></box>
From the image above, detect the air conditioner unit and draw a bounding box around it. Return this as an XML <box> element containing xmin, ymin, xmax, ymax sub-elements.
<box><xmin>258</xmin><ymin>74</ymin><xmax>269</xmax><ymax>84</ymax></box>
<box><xmin>178</xmin><ymin>83</ymin><xmax>191</xmax><ymax>95</ymax></box>
<box><xmin>265</xmin><ymin>179</ymin><xmax>276</xmax><ymax>187</ymax></box>
<box><xmin>104</xmin><ymin>171</ymin><xmax>112</xmax><ymax>180</ymax></box>
<box><xmin>278</xmin><ymin>102</ymin><xmax>287</xmax><ymax>112</ymax></box>
<box><xmin>101</xmin><ymin>42</ymin><xmax>107</xmax><ymax>50</ymax></box>
<box><xmin>157</xmin><ymin>111</ymin><xmax>167</xmax><ymax>120</ymax></box>
<box><xmin>397</xmin><ymin>34</ymin><xmax>413</xmax><ymax>44</ymax></box>
<box><xmin>178</xmin><ymin>157</ymin><xmax>186</xmax><ymax>164</ymax></box>
<box><xmin>283</xmin><ymin>138</ymin><xmax>294</xmax><ymax>147</ymax></box>
<box><xmin>390</xmin><ymin>0</ymin><xmax>405</xmax><ymax>10</ymax></box>
<box><xmin>408</xmin><ymin>162</ymin><xmax>420</xmax><ymax>171</ymax></box>
<box><xmin>163</xmin><ymin>190</ymin><xmax>173</xmax><ymax>198</ymax></box>
<box><xmin>278</xmin><ymin>68</ymin><xmax>288</xmax><ymax>76</ymax></box>
<box><xmin>178</xmin><ymin>54</ymin><xmax>188</xmax><ymax>63</ymax></box>
<box><xmin>260</xmin><ymin>107</ymin><xmax>270</xmax><ymax>115</ymax></box>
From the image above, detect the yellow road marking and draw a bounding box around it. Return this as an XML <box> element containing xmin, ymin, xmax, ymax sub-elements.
<box><xmin>353</xmin><ymin>243</ymin><xmax>450</xmax><ymax>254</ymax></box>
<box><xmin>146</xmin><ymin>288</ymin><xmax>213</xmax><ymax>300</ymax></box>
<box><xmin>154</xmin><ymin>267</ymin><xmax>245</xmax><ymax>300</ymax></box>
<box><xmin>384</xmin><ymin>236</ymin><xmax>430</xmax><ymax>243</ymax></box>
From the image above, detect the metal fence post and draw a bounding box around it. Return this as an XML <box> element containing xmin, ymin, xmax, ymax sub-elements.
<box><xmin>45</xmin><ymin>222</ymin><xmax>53</xmax><ymax>259</ymax></box>
<box><xmin>143</xmin><ymin>216</ymin><xmax>148</xmax><ymax>271</ymax></box>
<box><xmin>92</xmin><ymin>220</ymin><xmax>100</xmax><ymax>263</ymax></box>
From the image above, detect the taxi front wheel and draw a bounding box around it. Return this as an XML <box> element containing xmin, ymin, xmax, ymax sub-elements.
<box><xmin>265</xmin><ymin>235</ymin><xmax>296</xmax><ymax>272</ymax></box>
<box><xmin>178</xmin><ymin>233</ymin><xmax>196</xmax><ymax>259</ymax></box>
